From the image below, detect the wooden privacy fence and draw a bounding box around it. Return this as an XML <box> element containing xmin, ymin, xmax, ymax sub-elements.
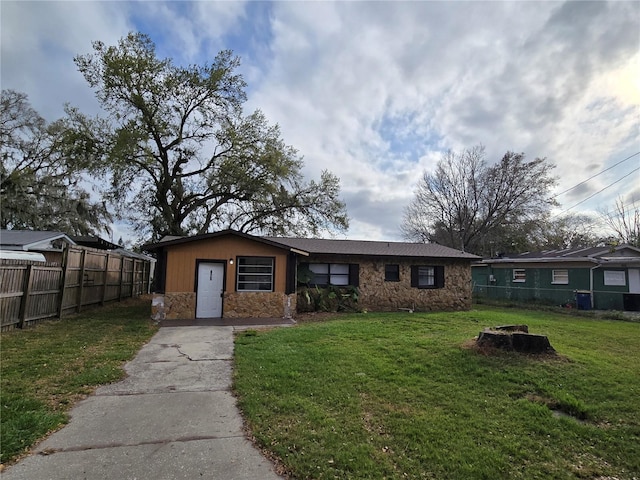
<box><xmin>0</xmin><ymin>246</ymin><xmax>152</xmax><ymax>331</ymax></box>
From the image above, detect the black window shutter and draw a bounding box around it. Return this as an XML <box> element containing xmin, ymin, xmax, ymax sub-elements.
<box><xmin>285</xmin><ymin>253</ymin><xmax>297</xmax><ymax>294</ymax></box>
<box><xmin>349</xmin><ymin>264</ymin><xmax>360</xmax><ymax>286</ymax></box>
<box><xmin>411</xmin><ymin>265</ymin><xmax>419</xmax><ymax>287</ymax></box>
<box><xmin>435</xmin><ymin>266</ymin><xmax>445</xmax><ymax>288</ymax></box>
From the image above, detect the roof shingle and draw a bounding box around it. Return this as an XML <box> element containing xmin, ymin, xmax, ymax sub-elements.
<box><xmin>264</xmin><ymin>237</ymin><xmax>478</xmax><ymax>259</ymax></box>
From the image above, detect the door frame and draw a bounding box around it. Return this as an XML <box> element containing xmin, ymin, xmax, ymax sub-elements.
<box><xmin>194</xmin><ymin>259</ymin><xmax>227</xmax><ymax>318</ymax></box>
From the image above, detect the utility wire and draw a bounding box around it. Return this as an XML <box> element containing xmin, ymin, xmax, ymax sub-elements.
<box><xmin>553</xmin><ymin>151</ymin><xmax>639</xmax><ymax>199</ymax></box>
<box><xmin>554</xmin><ymin>165</ymin><xmax>640</xmax><ymax>216</ymax></box>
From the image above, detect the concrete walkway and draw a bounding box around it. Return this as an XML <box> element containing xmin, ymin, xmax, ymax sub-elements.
<box><xmin>3</xmin><ymin>326</ymin><xmax>284</xmax><ymax>480</ymax></box>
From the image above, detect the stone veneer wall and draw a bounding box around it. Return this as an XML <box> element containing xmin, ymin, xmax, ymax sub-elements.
<box><xmin>223</xmin><ymin>292</ymin><xmax>296</xmax><ymax>318</ymax></box>
<box><xmin>305</xmin><ymin>255</ymin><xmax>472</xmax><ymax>312</ymax></box>
<box><xmin>362</xmin><ymin>259</ymin><xmax>471</xmax><ymax>311</ymax></box>
<box><xmin>151</xmin><ymin>292</ymin><xmax>195</xmax><ymax>320</ymax></box>
<box><xmin>152</xmin><ymin>291</ymin><xmax>296</xmax><ymax>320</ymax></box>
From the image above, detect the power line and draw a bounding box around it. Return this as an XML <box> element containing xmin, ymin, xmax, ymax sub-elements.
<box><xmin>554</xmin><ymin>165</ymin><xmax>640</xmax><ymax>216</ymax></box>
<box><xmin>553</xmin><ymin>151</ymin><xmax>640</xmax><ymax>198</ymax></box>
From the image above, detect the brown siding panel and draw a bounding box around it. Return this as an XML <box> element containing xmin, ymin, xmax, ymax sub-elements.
<box><xmin>165</xmin><ymin>236</ymin><xmax>289</xmax><ymax>294</ymax></box>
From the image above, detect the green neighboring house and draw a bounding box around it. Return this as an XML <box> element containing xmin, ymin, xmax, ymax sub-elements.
<box><xmin>472</xmin><ymin>244</ymin><xmax>640</xmax><ymax>311</ymax></box>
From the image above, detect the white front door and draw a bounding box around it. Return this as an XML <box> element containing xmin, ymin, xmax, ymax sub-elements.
<box><xmin>629</xmin><ymin>269</ymin><xmax>640</xmax><ymax>294</ymax></box>
<box><xmin>196</xmin><ymin>263</ymin><xmax>224</xmax><ymax>318</ymax></box>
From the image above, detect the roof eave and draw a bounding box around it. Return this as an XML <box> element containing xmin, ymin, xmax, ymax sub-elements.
<box><xmin>142</xmin><ymin>229</ymin><xmax>311</xmax><ymax>256</ymax></box>
<box><xmin>479</xmin><ymin>257</ymin><xmax>600</xmax><ymax>264</ymax></box>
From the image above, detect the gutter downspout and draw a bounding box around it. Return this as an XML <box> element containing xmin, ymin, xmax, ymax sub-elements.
<box><xmin>590</xmin><ymin>264</ymin><xmax>600</xmax><ymax>309</ymax></box>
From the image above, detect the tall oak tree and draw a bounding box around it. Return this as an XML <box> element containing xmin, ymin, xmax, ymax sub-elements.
<box><xmin>73</xmin><ymin>32</ymin><xmax>348</xmax><ymax>241</ymax></box>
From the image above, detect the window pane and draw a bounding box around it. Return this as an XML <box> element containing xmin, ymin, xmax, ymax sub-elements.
<box><xmin>385</xmin><ymin>264</ymin><xmax>400</xmax><ymax>282</ymax></box>
<box><xmin>312</xmin><ymin>274</ymin><xmax>329</xmax><ymax>286</ymax></box>
<box><xmin>240</xmin><ymin>265</ymin><xmax>272</xmax><ymax>274</ymax></box>
<box><xmin>418</xmin><ymin>266</ymin><xmax>434</xmax><ymax>286</ymax></box>
<box><xmin>330</xmin><ymin>274</ymin><xmax>349</xmax><ymax>285</ymax></box>
<box><xmin>237</xmin><ymin>257</ymin><xmax>273</xmax><ymax>291</ymax></box>
<box><xmin>330</xmin><ymin>264</ymin><xmax>349</xmax><ymax>274</ymax></box>
<box><xmin>552</xmin><ymin>269</ymin><xmax>568</xmax><ymax>284</ymax></box>
<box><xmin>239</xmin><ymin>257</ymin><xmax>272</xmax><ymax>266</ymax></box>
<box><xmin>604</xmin><ymin>270</ymin><xmax>625</xmax><ymax>286</ymax></box>
<box><xmin>329</xmin><ymin>264</ymin><xmax>349</xmax><ymax>285</ymax></box>
<box><xmin>238</xmin><ymin>274</ymin><xmax>272</xmax><ymax>283</ymax></box>
<box><xmin>513</xmin><ymin>269</ymin><xmax>526</xmax><ymax>282</ymax></box>
<box><xmin>309</xmin><ymin>264</ymin><xmax>328</xmax><ymax>274</ymax></box>
<box><xmin>308</xmin><ymin>263</ymin><xmax>352</xmax><ymax>286</ymax></box>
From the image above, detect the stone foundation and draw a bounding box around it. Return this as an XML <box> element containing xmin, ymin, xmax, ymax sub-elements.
<box><xmin>151</xmin><ymin>292</ymin><xmax>196</xmax><ymax>320</ymax></box>
<box><xmin>152</xmin><ymin>291</ymin><xmax>295</xmax><ymax>319</ymax></box>
<box><xmin>151</xmin><ymin>294</ymin><xmax>165</xmax><ymax>321</ymax></box>
<box><xmin>224</xmin><ymin>292</ymin><xmax>296</xmax><ymax>318</ymax></box>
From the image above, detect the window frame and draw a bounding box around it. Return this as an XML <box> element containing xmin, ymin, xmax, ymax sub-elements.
<box><xmin>512</xmin><ymin>269</ymin><xmax>526</xmax><ymax>283</ymax></box>
<box><xmin>306</xmin><ymin>263</ymin><xmax>359</xmax><ymax>287</ymax></box>
<box><xmin>384</xmin><ymin>264</ymin><xmax>400</xmax><ymax>282</ymax></box>
<box><xmin>603</xmin><ymin>270</ymin><xmax>626</xmax><ymax>286</ymax></box>
<box><xmin>411</xmin><ymin>265</ymin><xmax>445</xmax><ymax>289</ymax></box>
<box><xmin>551</xmin><ymin>269</ymin><xmax>569</xmax><ymax>285</ymax></box>
<box><xmin>236</xmin><ymin>256</ymin><xmax>275</xmax><ymax>292</ymax></box>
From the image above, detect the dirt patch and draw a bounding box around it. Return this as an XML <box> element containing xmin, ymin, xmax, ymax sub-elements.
<box><xmin>462</xmin><ymin>339</ymin><xmax>569</xmax><ymax>362</ymax></box>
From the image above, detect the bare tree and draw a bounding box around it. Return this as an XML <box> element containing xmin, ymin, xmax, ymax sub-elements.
<box><xmin>536</xmin><ymin>214</ymin><xmax>600</xmax><ymax>249</ymax></box>
<box><xmin>599</xmin><ymin>197</ymin><xmax>639</xmax><ymax>247</ymax></box>
<box><xmin>402</xmin><ymin>145</ymin><xmax>558</xmax><ymax>255</ymax></box>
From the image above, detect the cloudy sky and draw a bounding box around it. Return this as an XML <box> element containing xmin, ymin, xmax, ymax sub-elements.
<box><xmin>2</xmin><ymin>0</ymin><xmax>639</xmax><ymax>242</ymax></box>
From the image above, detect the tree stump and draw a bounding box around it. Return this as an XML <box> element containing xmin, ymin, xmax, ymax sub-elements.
<box><xmin>494</xmin><ymin>324</ymin><xmax>529</xmax><ymax>333</ymax></box>
<box><xmin>476</xmin><ymin>325</ymin><xmax>555</xmax><ymax>354</ymax></box>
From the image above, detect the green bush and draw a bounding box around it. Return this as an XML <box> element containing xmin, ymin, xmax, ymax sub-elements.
<box><xmin>297</xmin><ymin>286</ymin><xmax>360</xmax><ymax>313</ymax></box>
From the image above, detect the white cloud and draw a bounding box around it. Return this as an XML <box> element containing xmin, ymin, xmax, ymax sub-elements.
<box><xmin>1</xmin><ymin>1</ymin><xmax>133</xmax><ymax>119</ymax></box>
<box><xmin>249</xmin><ymin>1</ymin><xmax>639</xmax><ymax>239</ymax></box>
<box><xmin>126</xmin><ymin>1</ymin><xmax>248</xmax><ymax>62</ymax></box>
<box><xmin>2</xmin><ymin>1</ymin><xmax>638</xmax><ymax>242</ymax></box>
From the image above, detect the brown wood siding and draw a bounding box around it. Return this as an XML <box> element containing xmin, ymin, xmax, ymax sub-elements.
<box><xmin>164</xmin><ymin>236</ymin><xmax>289</xmax><ymax>293</ymax></box>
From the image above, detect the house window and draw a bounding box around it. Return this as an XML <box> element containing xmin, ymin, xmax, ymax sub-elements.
<box><xmin>603</xmin><ymin>270</ymin><xmax>626</xmax><ymax>286</ymax></box>
<box><xmin>307</xmin><ymin>263</ymin><xmax>358</xmax><ymax>287</ymax></box>
<box><xmin>236</xmin><ymin>257</ymin><xmax>274</xmax><ymax>292</ymax></box>
<box><xmin>513</xmin><ymin>269</ymin><xmax>526</xmax><ymax>282</ymax></box>
<box><xmin>552</xmin><ymin>269</ymin><xmax>569</xmax><ymax>284</ymax></box>
<box><xmin>385</xmin><ymin>264</ymin><xmax>400</xmax><ymax>282</ymax></box>
<box><xmin>411</xmin><ymin>265</ymin><xmax>445</xmax><ymax>289</ymax></box>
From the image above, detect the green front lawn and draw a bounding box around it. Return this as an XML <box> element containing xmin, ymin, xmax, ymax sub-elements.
<box><xmin>0</xmin><ymin>298</ymin><xmax>158</xmax><ymax>464</ymax></box>
<box><xmin>234</xmin><ymin>308</ymin><xmax>640</xmax><ymax>479</ymax></box>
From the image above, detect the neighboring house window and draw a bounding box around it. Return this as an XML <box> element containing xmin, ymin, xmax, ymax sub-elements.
<box><xmin>385</xmin><ymin>264</ymin><xmax>400</xmax><ymax>282</ymax></box>
<box><xmin>513</xmin><ymin>269</ymin><xmax>526</xmax><ymax>282</ymax></box>
<box><xmin>603</xmin><ymin>270</ymin><xmax>626</xmax><ymax>286</ymax></box>
<box><xmin>236</xmin><ymin>257</ymin><xmax>274</xmax><ymax>292</ymax></box>
<box><xmin>552</xmin><ymin>269</ymin><xmax>569</xmax><ymax>284</ymax></box>
<box><xmin>307</xmin><ymin>263</ymin><xmax>359</xmax><ymax>287</ymax></box>
<box><xmin>411</xmin><ymin>265</ymin><xmax>445</xmax><ymax>289</ymax></box>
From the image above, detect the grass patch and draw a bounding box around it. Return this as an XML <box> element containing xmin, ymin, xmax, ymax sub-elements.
<box><xmin>234</xmin><ymin>308</ymin><xmax>640</xmax><ymax>479</ymax></box>
<box><xmin>0</xmin><ymin>298</ymin><xmax>157</xmax><ymax>464</ymax></box>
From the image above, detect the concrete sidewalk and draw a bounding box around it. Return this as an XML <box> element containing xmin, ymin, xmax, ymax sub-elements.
<box><xmin>3</xmin><ymin>326</ymin><xmax>284</xmax><ymax>480</ymax></box>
